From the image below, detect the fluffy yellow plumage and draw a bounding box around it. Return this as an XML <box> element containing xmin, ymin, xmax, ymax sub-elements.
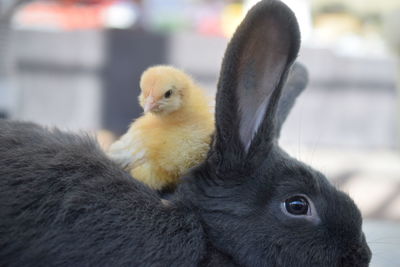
<box><xmin>108</xmin><ymin>65</ymin><xmax>214</xmax><ymax>190</ymax></box>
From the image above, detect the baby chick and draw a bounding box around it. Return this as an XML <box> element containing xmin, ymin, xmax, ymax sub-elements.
<box><xmin>108</xmin><ymin>65</ymin><xmax>214</xmax><ymax>191</ymax></box>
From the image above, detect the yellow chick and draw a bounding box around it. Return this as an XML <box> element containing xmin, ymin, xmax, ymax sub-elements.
<box><xmin>107</xmin><ymin>65</ymin><xmax>214</xmax><ymax>191</ymax></box>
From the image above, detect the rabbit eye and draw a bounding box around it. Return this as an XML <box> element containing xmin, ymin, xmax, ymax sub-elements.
<box><xmin>164</xmin><ymin>90</ymin><xmax>173</xmax><ymax>98</ymax></box>
<box><xmin>284</xmin><ymin>196</ymin><xmax>309</xmax><ymax>216</ymax></box>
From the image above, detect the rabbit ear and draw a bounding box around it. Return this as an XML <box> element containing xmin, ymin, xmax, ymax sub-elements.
<box><xmin>214</xmin><ymin>0</ymin><xmax>300</xmax><ymax>162</ymax></box>
<box><xmin>275</xmin><ymin>62</ymin><xmax>308</xmax><ymax>138</ymax></box>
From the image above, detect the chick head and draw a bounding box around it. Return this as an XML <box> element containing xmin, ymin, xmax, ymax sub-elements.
<box><xmin>139</xmin><ymin>65</ymin><xmax>192</xmax><ymax>116</ymax></box>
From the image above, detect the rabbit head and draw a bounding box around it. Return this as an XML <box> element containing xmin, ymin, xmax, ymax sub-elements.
<box><xmin>178</xmin><ymin>0</ymin><xmax>372</xmax><ymax>266</ymax></box>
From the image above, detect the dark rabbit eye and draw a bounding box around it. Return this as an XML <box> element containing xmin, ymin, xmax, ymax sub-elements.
<box><xmin>164</xmin><ymin>90</ymin><xmax>173</xmax><ymax>98</ymax></box>
<box><xmin>285</xmin><ymin>196</ymin><xmax>309</xmax><ymax>215</ymax></box>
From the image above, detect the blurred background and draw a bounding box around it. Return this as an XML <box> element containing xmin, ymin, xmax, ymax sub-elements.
<box><xmin>0</xmin><ymin>0</ymin><xmax>399</xmax><ymax>265</ymax></box>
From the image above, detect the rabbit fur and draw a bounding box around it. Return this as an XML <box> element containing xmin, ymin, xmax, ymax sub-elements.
<box><xmin>0</xmin><ymin>0</ymin><xmax>371</xmax><ymax>266</ymax></box>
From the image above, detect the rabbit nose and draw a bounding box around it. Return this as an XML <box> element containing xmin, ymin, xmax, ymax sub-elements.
<box><xmin>340</xmin><ymin>241</ymin><xmax>371</xmax><ymax>267</ymax></box>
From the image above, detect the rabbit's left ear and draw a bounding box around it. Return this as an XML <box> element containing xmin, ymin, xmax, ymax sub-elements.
<box><xmin>214</xmin><ymin>0</ymin><xmax>301</xmax><ymax>161</ymax></box>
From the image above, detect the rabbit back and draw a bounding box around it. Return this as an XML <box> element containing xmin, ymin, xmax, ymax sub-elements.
<box><xmin>0</xmin><ymin>119</ymin><xmax>206</xmax><ymax>266</ymax></box>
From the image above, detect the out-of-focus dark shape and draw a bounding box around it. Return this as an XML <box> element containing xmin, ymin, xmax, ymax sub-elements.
<box><xmin>102</xmin><ymin>30</ymin><xmax>167</xmax><ymax>135</ymax></box>
<box><xmin>12</xmin><ymin>28</ymin><xmax>166</xmax><ymax>134</ymax></box>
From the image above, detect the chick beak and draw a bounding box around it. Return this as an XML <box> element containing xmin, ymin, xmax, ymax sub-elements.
<box><xmin>144</xmin><ymin>96</ymin><xmax>157</xmax><ymax>113</ymax></box>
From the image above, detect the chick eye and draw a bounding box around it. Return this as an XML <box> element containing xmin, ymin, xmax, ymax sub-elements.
<box><xmin>284</xmin><ymin>196</ymin><xmax>309</xmax><ymax>216</ymax></box>
<box><xmin>164</xmin><ymin>90</ymin><xmax>173</xmax><ymax>98</ymax></box>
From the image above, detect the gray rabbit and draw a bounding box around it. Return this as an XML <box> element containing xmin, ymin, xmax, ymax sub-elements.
<box><xmin>0</xmin><ymin>0</ymin><xmax>371</xmax><ymax>266</ymax></box>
